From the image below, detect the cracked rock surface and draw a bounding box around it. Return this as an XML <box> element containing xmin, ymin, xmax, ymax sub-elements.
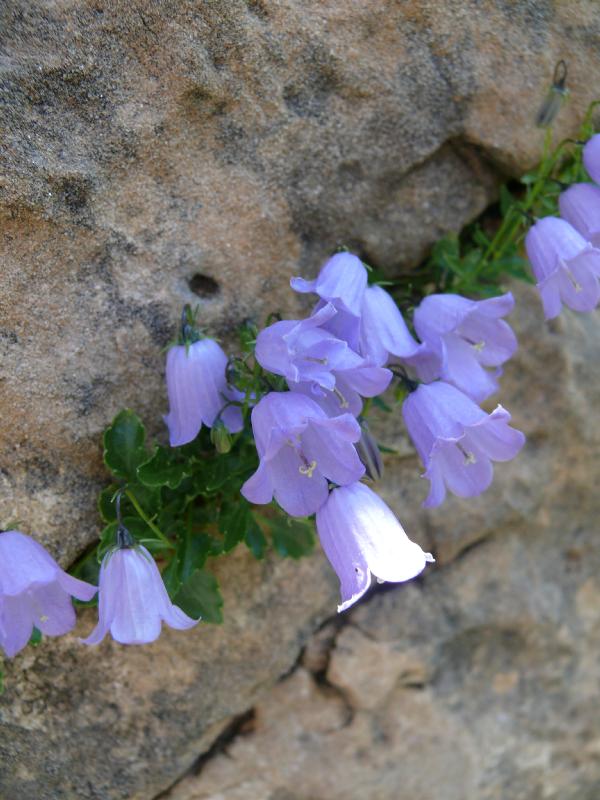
<box><xmin>1</xmin><ymin>2</ymin><xmax>600</xmax><ymax>798</ymax></box>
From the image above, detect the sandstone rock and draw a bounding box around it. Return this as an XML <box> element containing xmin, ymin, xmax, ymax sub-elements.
<box><xmin>1</xmin><ymin>1</ymin><xmax>600</xmax><ymax>799</ymax></box>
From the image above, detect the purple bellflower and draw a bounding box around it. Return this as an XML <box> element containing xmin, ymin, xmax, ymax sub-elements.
<box><xmin>291</xmin><ymin>254</ymin><xmax>421</xmax><ymax>368</ymax></box>
<box><xmin>165</xmin><ymin>338</ymin><xmax>243</xmax><ymax>447</ymax></box>
<box><xmin>559</xmin><ymin>183</ymin><xmax>600</xmax><ymax>247</ymax></box>
<box><xmin>525</xmin><ymin>216</ymin><xmax>600</xmax><ymax>319</ymax></box>
<box><xmin>413</xmin><ymin>292</ymin><xmax>517</xmax><ymax>402</ymax></box>
<box><xmin>291</xmin><ymin>252</ymin><xmax>368</xmax><ymax>350</ymax></box>
<box><xmin>82</xmin><ymin>537</ymin><xmax>197</xmax><ymax>646</ymax></box>
<box><xmin>241</xmin><ymin>391</ymin><xmax>365</xmax><ymax>517</ymax></box>
<box><xmin>583</xmin><ymin>133</ymin><xmax>600</xmax><ymax>185</ymax></box>
<box><xmin>255</xmin><ymin>303</ymin><xmax>364</xmax><ymax>390</ymax></box>
<box><xmin>316</xmin><ymin>482</ymin><xmax>434</xmax><ymax>612</ymax></box>
<box><xmin>0</xmin><ymin>530</ymin><xmax>97</xmax><ymax>658</ymax></box>
<box><xmin>402</xmin><ymin>381</ymin><xmax>525</xmax><ymax>508</ymax></box>
<box><xmin>256</xmin><ymin>303</ymin><xmax>392</xmax><ymax>416</ymax></box>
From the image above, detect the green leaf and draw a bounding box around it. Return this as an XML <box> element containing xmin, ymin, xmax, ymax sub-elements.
<box><xmin>103</xmin><ymin>410</ymin><xmax>148</xmax><ymax>481</ymax></box>
<box><xmin>98</xmin><ymin>485</ymin><xmax>120</xmax><ymax>522</ymax></box>
<box><xmin>173</xmin><ymin>569</ymin><xmax>223</xmax><ymax>624</ymax></box>
<box><xmin>138</xmin><ymin>446</ymin><xmax>188</xmax><ymax>489</ymax></box>
<box><xmin>245</xmin><ymin>513</ymin><xmax>267</xmax><ymax>559</ymax></box>
<box><xmin>219</xmin><ymin>500</ymin><xmax>251</xmax><ymax>552</ymax></box>
<box><xmin>269</xmin><ymin>516</ymin><xmax>315</xmax><ymax>559</ymax></box>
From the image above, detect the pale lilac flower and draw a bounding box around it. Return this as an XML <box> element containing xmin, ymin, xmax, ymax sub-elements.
<box><xmin>316</xmin><ymin>482</ymin><xmax>434</xmax><ymax>611</ymax></box>
<box><xmin>256</xmin><ymin>302</ymin><xmax>392</xmax><ymax>413</ymax></box>
<box><xmin>0</xmin><ymin>530</ymin><xmax>97</xmax><ymax>658</ymax></box>
<box><xmin>583</xmin><ymin>133</ymin><xmax>600</xmax><ymax>185</ymax></box>
<box><xmin>402</xmin><ymin>381</ymin><xmax>525</xmax><ymax>508</ymax></box>
<box><xmin>291</xmin><ymin>252</ymin><xmax>368</xmax><ymax>349</ymax></box>
<box><xmin>255</xmin><ymin>304</ymin><xmax>365</xmax><ymax>390</ymax></box>
<box><xmin>524</xmin><ymin>216</ymin><xmax>600</xmax><ymax>319</ymax></box>
<box><xmin>82</xmin><ymin>542</ymin><xmax>197</xmax><ymax>646</ymax></box>
<box><xmin>558</xmin><ymin>183</ymin><xmax>600</xmax><ymax>247</ymax></box>
<box><xmin>413</xmin><ymin>292</ymin><xmax>517</xmax><ymax>402</ymax></box>
<box><xmin>165</xmin><ymin>338</ymin><xmax>243</xmax><ymax>447</ymax></box>
<box><xmin>359</xmin><ymin>285</ymin><xmax>421</xmax><ymax>366</ymax></box>
<box><xmin>241</xmin><ymin>392</ymin><xmax>364</xmax><ymax>517</ymax></box>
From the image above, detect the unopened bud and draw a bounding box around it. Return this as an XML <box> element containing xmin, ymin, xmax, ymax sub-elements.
<box><xmin>356</xmin><ymin>420</ymin><xmax>384</xmax><ymax>482</ymax></box>
<box><xmin>211</xmin><ymin>420</ymin><xmax>232</xmax><ymax>454</ymax></box>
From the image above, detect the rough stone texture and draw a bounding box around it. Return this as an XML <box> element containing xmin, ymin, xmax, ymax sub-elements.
<box><xmin>1</xmin><ymin>1</ymin><xmax>600</xmax><ymax>798</ymax></box>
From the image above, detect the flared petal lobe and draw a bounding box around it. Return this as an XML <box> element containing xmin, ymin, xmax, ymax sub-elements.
<box><xmin>359</xmin><ymin>285</ymin><xmax>420</xmax><ymax>366</ymax></box>
<box><xmin>0</xmin><ymin>531</ymin><xmax>97</xmax><ymax>658</ymax></box>
<box><xmin>241</xmin><ymin>392</ymin><xmax>364</xmax><ymax>517</ymax></box>
<box><xmin>165</xmin><ymin>339</ymin><xmax>242</xmax><ymax>447</ymax></box>
<box><xmin>291</xmin><ymin>252</ymin><xmax>368</xmax><ymax>317</ymax></box>
<box><xmin>316</xmin><ymin>483</ymin><xmax>434</xmax><ymax>612</ymax></box>
<box><xmin>583</xmin><ymin>133</ymin><xmax>600</xmax><ymax>185</ymax></box>
<box><xmin>82</xmin><ymin>546</ymin><xmax>197</xmax><ymax>646</ymax></box>
<box><xmin>402</xmin><ymin>382</ymin><xmax>525</xmax><ymax>508</ymax></box>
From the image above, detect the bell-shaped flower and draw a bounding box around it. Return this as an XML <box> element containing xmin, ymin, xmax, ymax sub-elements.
<box><xmin>257</xmin><ymin>303</ymin><xmax>392</xmax><ymax>414</ymax></box>
<box><xmin>82</xmin><ymin>541</ymin><xmax>197</xmax><ymax>646</ymax></box>
<box><xmin>558</xmin><ymin>183</ymin><xmax>600</xmax><ymax>247</ymax></box>
<box><xmin>524</xmin><ymin>216</ymin><xmax>600</xmax><ymax>319</ymax></box>
<box><xmin>0</xmin><ymin>530</ymin><xmax>97</xmax><ymax>658</ymax></box>
<box><xmin>165</xmin><ymin>338</ymin><xmax>243</xmax><ymax>447</ymax></box>
<box><xmin>291</xmin><ymin>251</ymin><xmax>368</xmax><ymax>317</ymax></box>
<box><xmin>413</xmin><ymin>292</ymin><xmax>517</xmax><ymax>402</ymax></box>
<box><xmin>358</xmin><ymin>284</ymin><xmax>421</xmax><ymax>366</ymax></box>
<box><xmin>291</xmin><ymin>252</ymin><xmax>368</xmax><ymax>350</ymax></box>
<box><xmin>402</xmin><ymin>381</ymin><xmax>525</xmax><ymax>508</ymax></box>
<box><xmin>241</xmin><ymin>391</ymin><xmax>364</xmax><ymax>517</ymax></box>
<box><xmin>255</xmin><ymin>304</ymin><xmax>365</xmax><ymax>390</ymax></box>
<box><xmin>583</xmin><ymin>133</ymin><xmax>600</xmax><ymax>185</ymax></box>
<box><xmin>316</xmin><ymin>482</ymin><xmax>434</xmax><ymax>611</ymax></box>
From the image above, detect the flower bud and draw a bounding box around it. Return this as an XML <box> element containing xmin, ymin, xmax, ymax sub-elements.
<box><xmin>355</xmin><ymin>419</ymin><xmax>384</xmax><ymax>482</ymax></box>
<box><xmin>211</xmin><ymin>420</ymin><xmax>233</xmax><ymax>454</ymax></box>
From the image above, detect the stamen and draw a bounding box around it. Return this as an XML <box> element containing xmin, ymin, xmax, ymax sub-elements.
<box><xmin>462</xmin><ymin>336</ymin><xmax>485</xmax><ymax>351</ymax></box>
<box><xmin>560</xmin><ymin>260</ymin><xmax>583</xmax><ymax>292</ymax></box>
<box><xmin>304</xmin><ymin>356</ymin><xmax>328</xmax><ymax>365</ymax></box>
<box><xmin>333</xmin><ymin>387</ymin><xmax>349</xmax><ymax>409</ymax></box>
<box><xmin>457</xmin><ymin>443</ymin><xmax>476</xmax><ymax>465</ymax></box>
<box><xmin>299</xmin><ymin>460</ymin><xmax>317</xmax><ymax>478</ymax></box>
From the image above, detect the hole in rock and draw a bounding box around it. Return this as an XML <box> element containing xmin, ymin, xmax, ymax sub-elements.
<box><xmin>188</xmin><ymin>273</ymin><xmax>221</xmax><ymax>298</ymax></box>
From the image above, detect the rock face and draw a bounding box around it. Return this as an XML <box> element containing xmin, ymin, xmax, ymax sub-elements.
<box><xmin>1</xmin><ymin>1</ymin><xmax>600</xmax><ymax>799</ymax></box>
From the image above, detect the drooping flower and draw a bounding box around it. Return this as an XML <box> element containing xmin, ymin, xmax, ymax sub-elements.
<box><xmin>241</xmin><ymin>392</ymin><xmax>364</xmax><ymax>517</ymax></box>
<box><xmin>402</xmin><ymin>381</ymin><xmax>525</xmax><ymax>508</ymax></box>
<box><xmin>358</xmin><ymin>284</ymin><xmax>421</xmax><ymax>366</ymax></box>
<box><xmin>165</xmin><ymin>338</ymin><xmax>243</xmax><ymax>447</ymax></box>
<box><xmin>82</xmin><ymin>537</ymin><xmax>197</xmax><ymax>646</ymax></box>
<box><xmin>0</xmin><ymin>530</ymin><xmax>97</xmax><ymax>658</ymax></box>
<box><xmin>316</xmin><ymin>482</ymin><xmax>434</xmax><ymax>612</ymax></box>
<box><xmin>583</xmin><ymin>133</ymin><xmax>600</xmax><ymax>185</ymax></box>
<box><xmin>255</xmin><ymin>303</ymin><xmax>364</xmax><ymax>390</ymax></box>
<box><xmin>256</xmin><ymin>302</ymin><xmax>392</xmax><ymax>415</ymax></box>
<box><xmin>291</xmin><ymin>252</ymin><xmax>368</xmax><ymax>350</ymax></box>
<box><xmin>524</xmin><ymin>216</ymin><xmax>600</xmax><ymax>319</ymax></box>
<box><xmin>558</xmin><ymin>183</ymin><xmax>600</xmax><ymax>247</ymax></box>
<box><xmin>413</xmin><ymin>292</ymin><xmax>518</xmax><ymax>402</ymax></box>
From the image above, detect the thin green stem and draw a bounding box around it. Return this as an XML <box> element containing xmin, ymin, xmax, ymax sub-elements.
<box><xmin>125</xmin><ymin>488</ymin><xmax>175</xmax><ymax>550</ymax></box>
